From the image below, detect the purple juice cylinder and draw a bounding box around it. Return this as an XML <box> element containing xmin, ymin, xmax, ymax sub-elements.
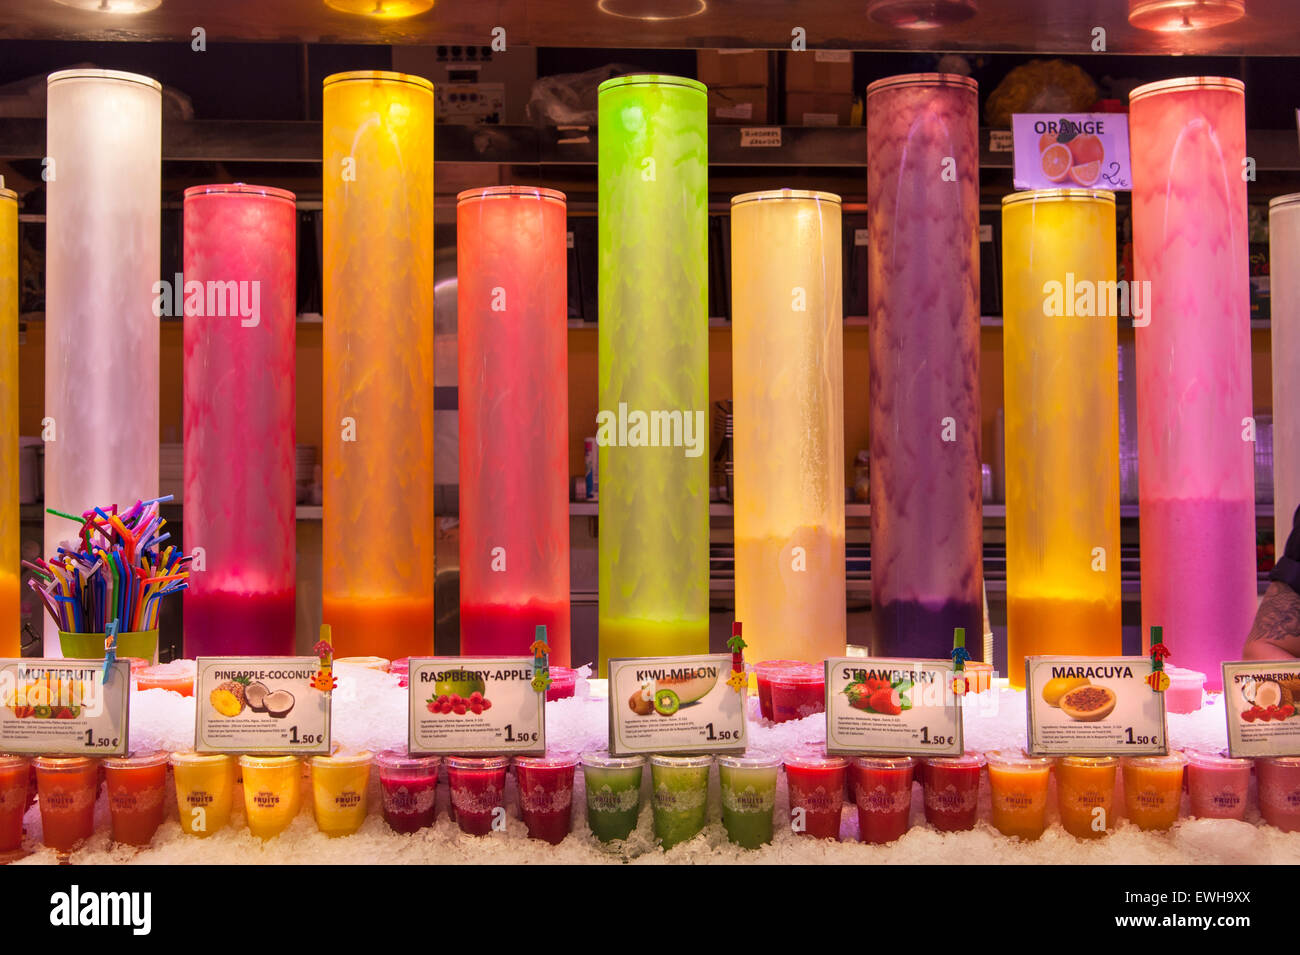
<box><xmin>866</xmin><ymin>74</ymin><xmax>983</xmax><ymax>660</ymax></box>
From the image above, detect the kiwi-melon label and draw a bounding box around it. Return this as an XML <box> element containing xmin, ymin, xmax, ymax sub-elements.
<box><xmin>608</xmin><ymin>654</ymin><xmax>746</xmax><ymax>757</ymax></box>
<box><xmin>1026</xmin><ymin>655</ymin><xmax>1167</xmax><ymax>757</ymax></box>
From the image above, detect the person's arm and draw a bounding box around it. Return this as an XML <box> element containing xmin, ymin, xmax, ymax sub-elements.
<box><xmin>1243</xmin><ymin>581</ymin><xmax>1300</xmax><ymax>659</ymax></box>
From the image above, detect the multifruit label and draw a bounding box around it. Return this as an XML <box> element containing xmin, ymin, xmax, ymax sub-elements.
<box><xmin>1011</xmin><ymin>113</ymin><xmax>1132</xmax><ymax>191</ymax></box>
<box><xmin>1026</xmin><ymin>656</ymin><xmax>1168</xmax><ymax>756</ymax></box>
<box><xmin>195</xmin><ymin>657</ymin><xmax>331</xmax><ymax>755</ymax></box>
<box><xmin>408</xmin><ymin>657</ymin><xmax>545</xmax><ymax>756</ymax></box>
<box><xmin>824</xmin><ymin>658</ymin><xmax>963</xmax><ymax>757</ymax></box>
<box><xmin>0</xmin><ymin>659</ymin><xmax>129</xmax><ymax>756</ymax></box>
<box><xmin>1223</xmin><ymin>661</ymin><xmax>1300</xmax><ymax>758</ymax></box>
<box><xmin>607</xmin><ymin>654</ymin><xmax>746</xmax><ymax>757</ymax></box>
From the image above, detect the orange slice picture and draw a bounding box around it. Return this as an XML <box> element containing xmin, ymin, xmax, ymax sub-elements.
<box><xmin>1070</xmin><ymin>160</ymin><xmax>1101</xmax><ymax>186</ymax></box>
<box><xmin>1040</xmin><ymin>142</ymin><xmax>1072</xmax><ymax>182</ymax></box>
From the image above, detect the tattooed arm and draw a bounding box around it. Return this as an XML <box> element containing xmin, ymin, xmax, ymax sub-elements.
<box><xmin>1243</xmin><ymin>582</ymin><xmax>1300</xmax><ymax>659</ymax></box>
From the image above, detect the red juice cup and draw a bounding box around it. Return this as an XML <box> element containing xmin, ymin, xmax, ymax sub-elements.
<box><xmin>1186</xmin><ymin>750</ymin><xmax>1251</xmax><ymax>820</ymax></box>
<box><xmin>1258</xmin><ymin>756</ymin><xmax>1300</xmax><ymax>832</ymax></box>
<box><xmin>545</xmin><ymin>666</ymin><xmax>577</xmax><ymax>702</ymax></box>
<box><xmin>514</xmin><ymin>752</ymin><xmax>578</xmax><ymax>844</ymax></box>
<box><xmin>922</xmin><ymin>753</ymin><xmax>985</xmax><ymax>832</ymax></box>
<box><xmin>769</xmin><ymin>664</ymin><xmax>826</xmax><ymax>724</ymax></box>
<box><xmin>34</xmin><ymin>756</ymin><xmax>99</xmax><ymax>855</ymax></box>
<box><xmin>852</xmin><ymin>755</ymin><xmax>916</xmax><ymax>844</ymax></box>
<box><xmin>390</xmin><ymin>658</ymin><xmax>410</xmax><ymax>688</ymax></box>
<box><xmin>753</xmin><ymin>661</ymin><xmax>802</xmax><ymax>721</ymax></box>
<box><xmin>784</xmin><ymin>750</ymin><xmax>847</xmax><ymax>840</ymax></box>
<box><xmin>376</xmin><ymin>750</ymin><xmax>440</xmax><ymax>834</ymax></box>
<box><xmin>446</xmin><ymin>755</ymin><xmax>509</xmax><ymax>836</ymax></box>
<box><xmin>0</xmin><ymin>755</ymin><xmax>30</xmax><ymax>856</ymax></box>
<box><xmin>103</xmin><ymin>752</ymin><xmax>169</xmax><ymax>846</ymax></box>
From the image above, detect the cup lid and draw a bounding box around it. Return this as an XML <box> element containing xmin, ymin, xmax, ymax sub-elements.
<box><xmin>717</xmin><ymin>753</ymin><xmax>783</xmax><ymax>769</ymax></box>
<box><xmin>850</xmin><ymin>755</ymin><xmax>916</xmax><ymax>769</ymax></box>
<box><xmin>32</xmin><ymin>755</ymin><xmax>97</xmax><ymax>770</ymax></box>
<box><xmin>514</xmin><ymin>752</ymin><xmax>579</xmax><ymax>769</ymax></box>
<box><xmin>984</xmin><ymin>749</ymin><xmax>1053</xmax><ymax>768</ymax></box>
<box><xmin>0</xmin><ymin>754</ymin><xmax>29</xmax><ymax>769</ymax></box>
<box><xmin>1120</xmin><ymin>751</ymin><xmax>1188</xmax><ymax>767</ymax></box>
<box><xmin>580</xmin><ymin>751</ymin><xmax>646</xmax><ymax>769</ymax></box>
<box><xmin>1185</xmin><ymin>749</ymin><xmax>1252</xmax><ymax>768</ymax></box>
<box><xmin>1058</xmin><ymin>755</ymin><xmax>1119</xmax><ymax>767</ymax></box>
<box><xmin>170</xmin><ymin>751</ymin><xmax>234</xmax><ymax>767</ymax></box>
<box><xmin>445</xmin><ymin>755</ymin><xmax>509</xmax><ymax>770</ymax></box>
<box><xmin>649</xmin><ymin>754</ymin><xmax>714</xmax><ymax>768</ymax></box>
<box><xmin>238</xmin><ymin>754</ymin><xmax>302</xmax><ymax>768</ymax></box>
<box><xmin>310</xmin><ymin>750</ymin><xmax>373</xmax><ymax>767</ymax></box>
<box><xmin>1260</xmin><ymin>755</ymin><xmax>1300</xmax><ymax>767</ymax></box>
<box><xmin>922</xmin><ymin>753</ymin><xmax>986</xmax><ymax>768</ymax></box>
<box><xmin>375</xmin><ymin>749</ymin><xmax>440</xmax><ymax>770</ymax></box>
<box><xmin>769</xmin><ymin>666</ymin><xmax>825</xmax><ymax>686</ymax></box>
<box><xmin>783</xmin><ymin>749</ymin><xmax>848</xmax><ymax>771</ymax></box>
<box><xmin>103</xmin><ymin>751</ymin><xmax>169</xmax><ymax>769</ymax></box>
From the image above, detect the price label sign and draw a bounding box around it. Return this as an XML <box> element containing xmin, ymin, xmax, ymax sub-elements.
<box><xmin>408</xmin><ymin>657</ymin><xmax>545</xmax><ymax>756</ymax></box>
<box><xmin>195</xmin><ymin>657</ymin><xmax>331</xmax><ymax>755</ymax></box>
<box><xmin>0</xmin><ymin>659</ymin><xmax>129</xmax><ymax>756</ymax></box>
<box><xmin>608</xmin><ymin>654</ymin><xmax>745</xmax><ymax>757</ymax></box>
<box><xmin>825</xmin><ymin>658</ymin><xmax>963</xmax><ymax>757</ymax></box>
<box><xmin>1026</xmin><ymin>656</ymin><xmax>1168</xmax><ymax>756</ymax></box>
<box><xmin>1011</xmin><ymin>113</ymin><xmax>1132</xmax><ymax>191</ymax></box>
<box><xmin>1223</xmin><ymin>661</ymin><xmax>1300</xmax><ymax>758</ymax></box>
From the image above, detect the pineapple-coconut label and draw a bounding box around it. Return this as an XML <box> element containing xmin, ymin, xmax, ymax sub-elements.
<box><xmin>194</xmin><ymin>657</ymin><xmax>331</xmax><ymax>755</ymax></box>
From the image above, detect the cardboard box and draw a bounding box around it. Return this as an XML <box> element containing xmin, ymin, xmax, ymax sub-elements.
<box><xmin>697</xmin><ymin>49</ymin><xmax>770</xmax><ymax>88</ymax></box>
<box><xmin>785</xmin><ymin>90</ymin><xmax>854</xmax><ymax>126</ymax></box>
<box><xmin>709</xmin><ymin>85</ymin><xmax>770</xmax><ymax>124</ymax></box>
<box><xmin>784</xmin><ymin>49</ymin><xmax>854</xmax><ymax>92</ymax></box>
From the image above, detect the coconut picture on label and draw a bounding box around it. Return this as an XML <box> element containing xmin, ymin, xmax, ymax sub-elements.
<box><xmin>210</xmin><ymin>676</ymin><xmax>296</xmax><ymax>719</ymax></box>
<box><xmin>1236</xmin><ymin>676</ymin><xmax>1300</xmax><ymax>724</ymax></box>
<box><xmin>627</xmin><ymin>670</ymin><xmax>717</xmax><ymax>718</ymax></box>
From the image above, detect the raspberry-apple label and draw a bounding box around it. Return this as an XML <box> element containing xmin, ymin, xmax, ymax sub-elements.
<box><xmin>1026</xmin><ymin>656</ymin><xmax>1167</xmax><ymax>757</ymax></box>
<box><xmin>607</xmin><ymin>654</ymin><xmax>746</xmax><ymax>757</ymax></box>
<box><xmin>408</xmin><ymin>657</ymin><xmax>545</xmax><ymax>756</ymax></box>
<box><xmin>0</xmin><ymin>658</ymin><xmax>130</xmax><ymax>756</ymax></box>
<box><xmin>1223</xmin><ymin>661</ymin><xmax>1300</xmax><ymax>758</ymax></box>
<box><xmin>825</xmin><ymin>658</ymin><xmax>962</xmax><ymax>757</ymax></box>
<box><xmin>195</xmin><ymin>657</ymin><xmax>332</xmax><ymax>754</ymax></box>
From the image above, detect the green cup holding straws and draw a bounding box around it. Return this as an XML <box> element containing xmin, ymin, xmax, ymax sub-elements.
<box><xmin>58</xmin><ymin>630</ymin><xmax>158</xmax><ymax>663</ymax></box>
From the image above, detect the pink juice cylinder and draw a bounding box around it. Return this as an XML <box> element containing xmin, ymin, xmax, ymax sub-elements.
<box><xmin>1129</xmin><ymin>78</ymin><xmax>1255</xmax><ymax>691</ymax></box>
<box><xmin>456</xmin><ymin>187</ymin><xmax>570</xmax><ymax>664</ymax></box>
<box><xmin>866</xmin><ymin>74</ymin><xmax>983</xmax><ymax>661</ymax></box>
<box><xmin>514</xmin><ymin>753</ymin><xmax>578</xmax><ymax>844</ymax></box>
<box><xmin>182</xmin><ymin>184</ymin><xmax>297</xmax><ymax>656</ymax></box>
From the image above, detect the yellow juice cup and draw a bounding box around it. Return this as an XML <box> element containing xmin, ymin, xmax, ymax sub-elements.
<box><xmin>1121</xmin><ymin>752</ymin><xmax>1187</xmax><ymax>830</ymax></box>
<box><xmin>171</xmin><ymin>752</ymin><xmax>238</xmax><ymax>837</ymax></box>
<box><xmin>239</xmin><ymin>755</ymin><xmax>302</xmax><ymax>839</ymax></box>
<box><xmin>985</xmin><ymin>750</ymin><xmax>1053</xmax><ymax>840</ymax></box>
<box><xmin>1056</xmin><ymin>756</ymin><xmax>1117</xmax><ymax>839</ymax></box>
<box><xmin>310</xmin><ymin>751</ymin><xmax>373</xmax><ymax>837</ymax></box>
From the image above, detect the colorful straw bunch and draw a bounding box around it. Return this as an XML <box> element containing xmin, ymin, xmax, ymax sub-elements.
<box><xmin>25</xmin><ymin>496</ymin><xmax>190</xmax><ymax>634</ymax></box>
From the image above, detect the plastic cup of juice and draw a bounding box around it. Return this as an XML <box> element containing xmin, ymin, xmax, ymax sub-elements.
<box><xmin>783</xmin><ymin>749</ymin><xmax>847</xmax><ymax>840</ymax></box>
<box><xmin>135</xmin><ymin>659</ymin><xmax>196</xmax><ymax>696</ymax></box>
<box><xmin>753</xmin><ymin>661</ymin><xmax>803</xmax><ymax>721</ymax></box>
<box><xmin>375</xmin><ymin>750</ymin><xmax>439</xmax><ymax>834</ymax></box>
<box><xmin>1121</xmin><ymin>752</ymin><xmax>1187</xmax><ymax>831</ymax></box>
<box><xmin>103</xmin><ymin>752</ymin><xmax>169</xmax><ymax>846</ymax></box>
<box><xmin>985</xmin><ymin>750</ymin><xmax>1053</xmax><ymax>839</ymax></box>
<box><xmin>446</xmin><ymin>755</ymin><xmax>509</xmax><ymax>836</ymax></box>
<box><xmin>718</xmin><ymin>753</ymin><xmax>781</xmax><ymax>848</ymax></box>
<box><xmin>769</xmin><ymin>664</ymin><xmax>826</xmax><ymax>724</ymax></box>
<box><xmin>333</xmin><ymin>656</ymin><xmax>391</xmax><ymax>671</ymax></box>
<box><xmin>33</xmin><ymin>756</ymin><xmax>99</xmax><ymax>854</ymax></box>
<box><xmin>1163</xmin><ymin>666</ymin><xmax>1206</xmax><ymax>714</ymax></box>
<box><xmin>514</xmin><ymin>752</ymin><xmax>579</xmax><ymax>844</ymax></box>
<box><xmin>922</xmin><ymin>753</ymin><xmax>985</xmax><ymax>832</ymax></box>
<box><xmin>650</xmin><ymin>754</ymin><xmax>713</xmax><ymax>850</ymax></box>
<box><xmin>239</xmin><ymin>755</ymin><xmax>303</xmax><ymax>840</ymax></box>
<box><xmin>310</xmin><ymin>751</ymin><xmax>372</xmax><ymax>837</ymax></box>
<box><xmin>1185</xmin><ymin>749</ymin><xmax>1251</xmax><ymax>820</ymax></box>
<box><xmin>581</xmin><ymin>752</ymin><xmax>645</xmax><ymax>843</ymax></box>
<box><xmin>0</xmin><ymin>755</ymin><xmax>30</xmax><ymax>856</ymax></box>
<box><xmin>852</xmin><ymin>755</ymin><xmax>916</xmax><ymax>844</ymax></box>
<box><xmin>1257</xmin><ymin>756</ymin><xmax>1300</xmax><ymax>832</ymax></box>
<box><xmin>546</xmin><ymin>666</ymin><xmax>578</xmax><ymax>701</ymax></box>
<box><xmin>171</xmin><ymin>752</ymin><xmax>237</xmax><ymax>837</ymax></box>
<box><xmin>1056</xmin><ymin>756</ymin><xmax>1117</xmax><ymax>839</ymax></box>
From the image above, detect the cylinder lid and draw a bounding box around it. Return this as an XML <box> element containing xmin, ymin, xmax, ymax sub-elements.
<box><xmin>867</xmin><ymin>72</ymin><xmax>977</xmax><ymax>97</ymax></box>
<box><xmin>1130</xmin><ymin>76</ymin><xmax>1243</xmax><ymax>102</ymax></box>
<box><xmin>323</xmin><ymin>70</ymin><xmax>433</xmax><ymax>92</ymax></box>
<box><xmin>581</xmin><ymin>751</ymin><xmax>646</xmax><ymax>769</ymax></box>
<box><xmin>184</xmin><ymin>183</ymin><xmax>296</xmax><ymax>203</ymax></box>
<box><xmin>457</xmin><ymin>185</ymin><xmax>567</xmax><ymax>205</ymax></box>
<box><xmin>1002</xmin><ymin>187</ymin><xmax>1116</xmax><ymax>207</ymax></box>
<box><xmin>48</xmin><ymin>68</ymin><xmax>162</xmax><ymax>92</ymax></box>
<box><xmin>1270</xmin><ymin>193</ymin><xmax>1300</xmax><ymax>210</ymax></box>
<box><xmin>732</xmin><ymin>188</ymin><xmax>842</xmax><ymax>207</ymax></box>
<box><xmin>598</xmin><ymin>74</ymin><xmax>706</xmax><ymax>95</ymax></box>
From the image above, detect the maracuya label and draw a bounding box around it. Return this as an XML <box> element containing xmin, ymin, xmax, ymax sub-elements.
<box><xmin>1026</xmin><ymin>655</ymin><xmax>1167</xmax><ymax>756</ymax></box>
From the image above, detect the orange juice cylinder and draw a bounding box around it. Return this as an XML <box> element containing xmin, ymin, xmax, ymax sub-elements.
<box><xmin>33</xmin><ymin>756</ymin><xmax>98</xmax><ymax>853</ymax></box>
<box><xmin>171</xmin><ymin>752</ymin><xmax>238</xmax><ymax>837</ymax></box>
<box><xmin>985</xmin><ymin>750</ymin><xmax>1053</xmax><ymax>840</ymax></box>
<box><xmin>103</xmin><ymin>752</ymin><xmax>169</xmax><ymax>846</ymax></box>
<box><xmin>1055</xmin><ymin>756</ymin><xmax>1117</xmax><ymax>839</ymax></box>
<box><xmin>1121</xmin><ymin>752</ymin><xmax>1187</xmax><ymax>830</ymax></box>
<box><xmin>240</xmin><ymin>754</ymin><xmax>303</xmax><ymax>839</ymax></box>
<box><xmin>310</xmin><ymin>751</ymin><xmax>372</xmax><ymax>837</ymax></box>
<box><xmin>0</xmin><ymin>754</ymin><xmax>29</xmax><ymax>854</ymax></box>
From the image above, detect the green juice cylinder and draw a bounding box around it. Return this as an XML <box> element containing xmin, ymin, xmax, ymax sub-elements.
<box><xmin>596</xmin><ymin>75</ymin><xmax>710</xmax><ymax>675</ymax></box>
<box><xmin>719</xmin><ymin>755</ymin><xmax>781</xmax><ymax>848</ymax></box>
<box><xmin>650</xmin><ymin>754</ymin><xmax>712</xmax><ymax>850</ymax></box>
<box><xmin>581</xmin><ymin>752</ymin><xmax>645</xmax><ymax>843</ymax></box>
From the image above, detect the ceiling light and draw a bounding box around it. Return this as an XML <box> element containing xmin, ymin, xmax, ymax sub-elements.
<box><xmin>1128</xmin><ymin>0</ymin><xmax>1245</xmax><ymax>31</ymax></box>
<box><xmin>50</xmin><ymin>0</ymin><xmax>162</xmax><ymax>13</ymax></box>
<box><xmin>596</xmin><ymin>0</ymin><xmax>707</xmax><ymax>21</ymax></box>
<box><xmin>867</xmin><ymin>0</ymin><xmax>978</xmax><ymax>30</ymax></box>
<box><xmin>324</xmin><ymin>0</ymin><xmax>435</xmax><ymax>18</ymax></box>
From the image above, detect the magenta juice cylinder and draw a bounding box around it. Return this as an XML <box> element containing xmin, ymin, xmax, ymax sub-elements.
<box><xmin>514</xmin><ymin>753</ymin><xmax>578</xmax><ymax>844</ymax></box>
<box><xmin>375</xmin><ymin>750</ymin><xmax>439</xmax><ymax>833</ymax></box>
<box><xmin>457</xmin><ymin>187</ymin><xmax>570</xmax><ymax>664</ymax></box>
<box><xmin>446</xmin><ymin>755</ymin><xmax>508</xmax><ymax>836</ymax></box>
<box><xmin>1257</xmin><ymin>756</ymin><xmax>1300</xmax><ymax>831</ymax></box>
<box><xmin>182</xmin><ymin>183</ymin><xmax>297</xmax><ymax>656</ymax></box>
<box><xmin>866</xmin><ymin>74</ymin><xmax>983</xmax><ymax>660</ymax></box>
<box><xmin>1185</xmin><ymin>750</ymin><xmax>1251</xmax><ymax>820</ymax></box>
<box><xmin>1129</xmin><ymin>78</ymin><xmax>1255</xmax><ymax>691</ymax></box>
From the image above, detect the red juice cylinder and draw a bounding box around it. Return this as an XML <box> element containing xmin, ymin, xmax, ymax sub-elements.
<box><xmin>768</xmin><ymin>663</ymin><xmax>825</xmax><ymax>724</ymax></box>
<box><xmin>1258</xmin><ymin>756</ymin><xmax>1300</xmax><ymax>832</ymax></box>
<box><xmin>34</xmin><ymin>756</ymin><xmax>98</xmax><ymax>854</ymax></box>
<box><xmin>182</xmin><ymin>183</ymin><xmax>297</xmax><ymax>656</ymax></box>
<box><xmin>457</xmin><ymin>187</ymin><xmax>570</xmax><ymax>664</ymax></box>
<box><xmin>852</xmin><ymin>755</ymin><xmax>916</xmax><ymax>844</ymax></box>
<box><xmin>784</xmin><ymin>750</ymin><xmax>847</xmax><ymax>840</ymax></box>
<box><xmin>514</xmin><ymin>753</ymin><xmax>578</xmax><ymax>844</ymax></box>
<box><xmin>922</xmin><ymin>753</ymin><xmax>984</xmax><ymax>832</ymax></box>
<box><xmin>376</xmin><ymin>751</ymin><xmax>439</xmax><ymax>833</ymax></box>
<box><xmin>1186</xmin><ymin>750</ymin><xmax>1250</xmax><ymax>820</ymax></box>
<box><xmin>103</xmin><ymin>751</ymin><xmax>169</xmax><ymax>846</ymax></box>
<box><xmin>446</xmin><ymin>755</ymin><xmax>508</xmax><ymax>836</ymax></box>
<box><xmin>546</xmin><ymin>666</ymin><xmax>577</xmax><ymax>702</ymax></box>
<box><xmin>0</xmin><ymin>755</ymin><xmax>29</xmax><ymax>855</ymax></box>
<box><xmin>866</xmin><ymin>74</ymin><xmax>983</xmax><ymax>661</ymax></box>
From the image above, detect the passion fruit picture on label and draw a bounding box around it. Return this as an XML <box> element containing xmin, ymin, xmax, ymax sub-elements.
<box><xmin>1041</xmin><ymin>677</ymin><xmax>1118</xmax><ymax>722</ymax></box>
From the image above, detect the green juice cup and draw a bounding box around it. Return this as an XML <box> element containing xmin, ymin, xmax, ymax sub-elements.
<box><xmin>581</xmin><ymin>752</ymin><xmax>645</xmax><ymax>843</ymax></box>
<box><xmin>718</xmin><ymin>754</ymin><xmax>781</xmax><ymax>848</ymax></box>
<box><xmin>650</xmin><ymin>754</ymin><xmax>712</xmax><ymax>850</ymax></box>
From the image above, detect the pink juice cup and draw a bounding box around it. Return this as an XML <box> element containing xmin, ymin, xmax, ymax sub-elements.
<box><xmin>514</xmin><ymin>752</ymin><xmax>578</xmax><ymax>844</ymax></box>
<box><xmin>769</xmin><ymin>664</ymin><xmax>826</xmax><ymax>724</ymax></box>
<box><xmin>1186</xmin><ymin>750</ymin><xmax>1251</xmax><ymax>820</ymax></box>
<box><xmin>784</xmin><ymin>749</ymin><xmax>847</xmax><ymax>840</ymax></box>
<box><xmin>376</xmin><ymin>751</ymin><xmax>440</xmax><ymax>834</ymax></box>
<box><xmin>922</xmin><ymin>753</ymin><xmax>985</xmax><ymax>832</ymax></box>
<box><xmin>754</xmin><ymin>660</ymin><xmax>803</xmax><ymax>721</ymax></box>
<box><xmin>1258</xmin><ymin>756</ymin><xmax>1300</xmax><ymax>831</ymax></box>
<box><xmin>852</xmin><ymin>755</ymin><xmax>916</xmax><ymax>844</ymax></box>
<box><xmin>545</xmin><ymin>666</ymin><xmax>577</xmax><ymax>702</ymax></box>
<box><xmin>446</xmin><ymin>755</ymin><xmax>509</xmax><ymax>836</ymax></box>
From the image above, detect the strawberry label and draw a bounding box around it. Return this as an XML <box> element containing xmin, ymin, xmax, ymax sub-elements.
<box><xmin>825</xmin><ymin>658</ymin><xmax>962</xmax><ymax>757</ymax></box>
<box><xmin>1223</xmin><ymin>661</ymin><xmax>1300</xmax><ymax>758</ymax></box>
<box><xmin>408</xmin><ymin>656</ymin><xmax>545</xmax><ymax>756</ymax></box>
<box><xmin>0</xmin><ymin>658</ymin><xmax>129</xmax><ymax>756</ymax></box>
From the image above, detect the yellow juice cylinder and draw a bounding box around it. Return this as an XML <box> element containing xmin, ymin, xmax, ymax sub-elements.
<box><xmin>310</xmin><ymin>751</ymin><xmax>372</xmax><ymax>837</ymax></box>
<box><xmin>730</xmin><ymin>189</ymin><xmax>846</xmax><ymax>663</ymax></box>
<box><xmin>0</xmin><ymin>185</ymin><xmax>15</xmax><ymax>656</ymax></box>
<box><xmin>171</xmin><ymin>752</ymin><xmax>237</xmax><ymax>837</ymax></box>
<box><xmin>1001</xmin><ymin>189</ymin><xmax>1121</xmax><ymax>686</ymax></box>
<box><xmin>239</xmin><ymin>755</ymin><xmax>302</xmax><ymax>840</ymax></box>
<box><xmin>322</xmin><ymin>71</ymin><xmax>435</xmax><ymax>660</ymax></box>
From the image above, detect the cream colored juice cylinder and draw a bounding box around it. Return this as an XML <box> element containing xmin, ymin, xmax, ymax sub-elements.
<box><xmin>731</xmin><ymin>190</ymin><xmax>846</xmax><ymax>664</ymax></box>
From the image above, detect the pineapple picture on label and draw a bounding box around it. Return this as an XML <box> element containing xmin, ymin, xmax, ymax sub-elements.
<box><xmin>209</xmin><ymin>675</ymin><xmax>252</xmax><ymax>718</ymax></box>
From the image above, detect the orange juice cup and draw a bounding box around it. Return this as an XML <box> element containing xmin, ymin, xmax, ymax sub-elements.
<box><xmin>0</xmin><ymin>755</ymin><xmax>30</xmax><ymax>856</ymax></box>
<box><xmin>985</xmin><ymin>750</ymin><xmax>1053</xmax><ymax>840</ymax></box>
<box><xmin>239</xmin><ymin>754</ymin><xmax>303</xmax><ymax>839</ymax></box>
<box><xmin>135</xmin><ymin>660</ymin><xmax>197</xmax><ymax>696</ymax></box>
<box><xmin>310</xmin><ymin>751</ymin><xmax>373</xmax><ymax>837</ymax></box>
<box><xmin>1121</xmin><ymin>752</ymin><xmax>1187</xmax><ymax>831</ymax></box>
<box><xmin>103</xmin><ymin>752</ymin><xmax>169</xmax><ymax>846</ymax></box>
<box><xmin>171</xmin><ymin>752</ymin><xmax>238</xmax><ymax>837</ymax></box>
<box><xmin>1055</xmin><ymin>756</ymin><xmax>1118</xmax><ymax>839</ymax></box>
<box><xmin>34</xmin><ymin>756</ymin><xmax>99</xmax><ymax>854</ymax></box>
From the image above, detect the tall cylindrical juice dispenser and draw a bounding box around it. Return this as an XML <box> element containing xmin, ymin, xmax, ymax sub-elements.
<box><xmin>44</xmin><ymin>69</ymin><xmax>161</xmax><ymax>657</ymax></box>
<box><xmin>1001</xmin><ymin>189</ymin><xmax>1122</xmax><ymax>685</ymax></box>
<box><xmin>322</xmin><ymin>71</ymin><xmax>435</xmax><ymax>660</ymax></box>
<box><xmin>596</xmin><ymin>75</ymin><xmax>709</xmax><ymax>675</ymax></box>
<box><xmin>1271</xmin><ymin>194</ymin><xmax>1300</xmax><ymax>552</ymax></box>
<box><xmin>1130</xmin><ymin>77</ymin><xmax>1254</xmax><ymax>690</ymax></box>
<box><xmin>730</xmin><ymin>189</ymin><xmax>846</xmax><ymax>663</ymax></box>
<box><xmin>456</xmin><ymin>186</ymin><xmax>570</xmax><ymax>663</ymax></box>
<box><xmin>866</xmin><ymin>74</ymin><xmax>983</xmax><ymax>660</ymax></box>
<box><xmin>182</xmin><ymin>184</ymin><xmax>297</xmax><ymax>656</ymax></box>
<box><xmin>0</xmin><ymin>184</ymin><xmax>15</xmax><ymax>656</ymax></box>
